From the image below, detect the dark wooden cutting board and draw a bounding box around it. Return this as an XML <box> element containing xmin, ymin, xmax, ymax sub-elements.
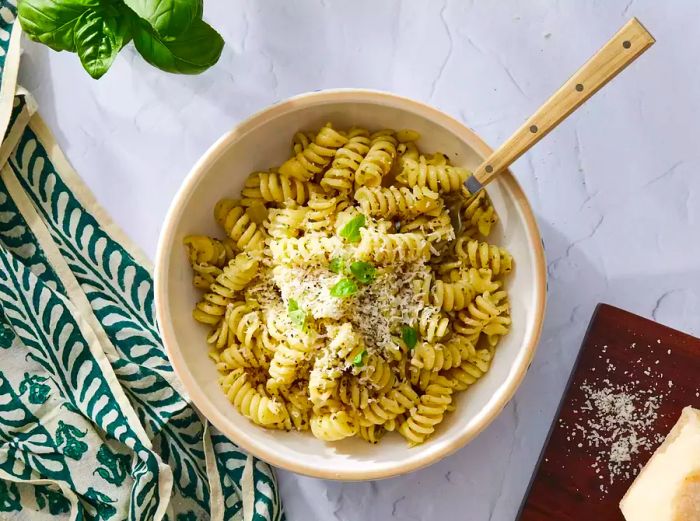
<box><xmin>517</xmin><ymin>303</ymin><xmax>700</xmax><ymax>520</ymax></box>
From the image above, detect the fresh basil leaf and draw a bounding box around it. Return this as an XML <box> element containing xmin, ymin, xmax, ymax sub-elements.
<box><xmin>18</xmin><ymin>0</ymin><xmax>100</xmax><ymax>52</ymax></box>
<box><xmin>74</xmin><ymin>6</ymin><xmax>130</xmax><ymax>79</ymax></box>
<box><xmin>352</xmin><ymin>350</ymin><xmax>366</xmax><ymax>367</ymax></box>
<box><xmin>401</xmin><ymin>326</ymin><xmax>418</xmax><ymax>350</ymax></box>
<box><xmin>339</xmin><ymin>214</ymin><xmax>365</xmax><ymax>243</ymax></box>
<box><xmin>349</xmin><ymin>261</ymin><xmax>376</xmax><ymax>284</ymax></box>
<box><xmin>330</xmin><ymin>278</ymin><xmax>358</xmax><ymax>298</ymax></box>
<box><xmin>329</xmin><ymin>257</ymin><xmax>344</xmax><ymax>274</ymax></box>
<box><xmin>123</xmin><ymin>0</ymin><xmax>202</xmax><ymax>38</ymax></box>
<box><xmin>288</xmin><ymin>310</ymin><xmax>306</xmax><ymax>329</ymax></box>
<box><xmin>287</xmin><ymin>299</ymin><xmax>306</xmax><ymax>329</ymax></box>
<box><xmin>132</xmin><ymin>16</ymin><xmax>224</xmax><ymax>74</ymax></box>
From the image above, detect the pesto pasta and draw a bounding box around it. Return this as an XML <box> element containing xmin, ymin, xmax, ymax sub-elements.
<box><xmin>184</xmin><ymin>123</ymin><xmax>514</xmax><ymax>446</ymax></box>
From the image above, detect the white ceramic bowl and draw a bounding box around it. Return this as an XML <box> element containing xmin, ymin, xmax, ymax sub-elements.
<box><xmin>154</xmin><ymin>89</ymin><xmax>546</xmax><ymax>480</ymax></box>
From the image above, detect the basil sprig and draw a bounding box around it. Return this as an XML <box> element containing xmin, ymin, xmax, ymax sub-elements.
<box><xmin>287</xmin><ymin>299</ymin><xmax>307</xmax><ymax>330</ymax></box>
<box><xmin>349</xmin><ymin>261</ymin><xmax>376</xmax><ymax>284</ymax></box>
<box><xmin>339</xmin><ymin>214</ymin><xmax>366</xmax><ymax>243</ymax></box>
<box><xmin>330</xmin><ymin>278</ymin><xmax>358</xmax><ymax>298</ymax></box>
<box><xmin>19</xmin><ymin>0</ymin><xmax>224</xmax><ymax>79</ymax></box>
<box><xmin>401</xmin><ymin>325</ymin><xmax>418</xmax><ymax>350</ymax></box>
<box><xmin>352</xmin><ymin>350</ymin><xmax>367</xmax><ymax>367</ymax></box>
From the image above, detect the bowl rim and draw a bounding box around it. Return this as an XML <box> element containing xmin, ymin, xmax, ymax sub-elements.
<box><xmin>154</xmin><ymin>88</ymin><xmax>547</xmax><ymax>480</ymax></box>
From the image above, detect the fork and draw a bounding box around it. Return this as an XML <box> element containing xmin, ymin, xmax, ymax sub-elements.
<box><xmin>449</xmin><ymin>18</ymin><xmax>655</xmax><ymax>234</ymax></box>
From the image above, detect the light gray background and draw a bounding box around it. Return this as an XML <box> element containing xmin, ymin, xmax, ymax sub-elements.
<box><xmin>19</xmin><ymin>1</ymin><xmax>700</xmax><ymax>519</ymax></box>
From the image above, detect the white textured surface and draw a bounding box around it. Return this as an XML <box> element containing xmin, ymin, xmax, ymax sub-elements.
<box><xmin>18</xmin><ymin>1</ymin><xmax>699</xmax><ymax>519</ymax></box>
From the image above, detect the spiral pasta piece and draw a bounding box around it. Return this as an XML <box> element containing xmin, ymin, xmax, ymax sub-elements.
<box><xmin>430</xmin><ymin>278</ymin><xmax>476</xmax><ymax>312</ymax></box>
<box><xmin>440</xmin><ymin>267</ymin><xmax>501</xmax><ymax>294</ymax></box>
<box><xmin>278</xmin><ymin>384</ymin><xmax>312</xmax><ymax>431</ymax></box>
<box><xmin>267</xmin><ymin>339</ymin><xmax>315</xmax><ymax>391</ymax></box>
<box><xmin>291</xmin><ymin>130</ymin><xmax>316</xmax><ymax>156</ymax></box>
<box><xmin>309</xmin><ymin>358</ymin><xmax>341</xmax><ymax>407</ymax></box>
<box><xmin>220</xmin><ymin>369</ymin><xmax>288</xmax><ymax>426</ymax></box>
<box><xmin>410</xmin><ymin>341</ymin><xmax>464</xmax><ymax>371</ymax></box>
<box><xmin>309</xmin><ymin>323</ymin><xmax>363</xmax><ymax>406</ymax></box>
<box><xmin>207</xmin><ymin>301</ymin><xmax>257</xmax><ymax>348</ymax></box>
<box><xmin>454</xmin><ymin>291</ymin><xmax>509</xmax><ymax>343</ymax></box>
<box><xmin>338</xmin><ymin>375</ymin><xmax>371</xmax><ymax>410</ymax></box>
<box><xmin>269</xmin><ymin>234</ymin><xmax>343</xmax><ymax>266</ymax></box>
<box><xmin>454</xmin><ymin>238</ymin><xmax>513</xmax><ymax>276</ymax></box>
<box><xmin>303</xmin><ymin>193</ymin><xmax>348</xmax><ymax>233</ymax></box>
<box><xmin>360</xmin><ymin>382</ymin><xmax>419</xmax><ymax>426</ymax></box>
<box><xmin>398</xmin><ymin>376</ymin><xmax>453</xmax><ymax>445</ymax></box>
<box><xmin>264</xmin><ymin>204</ymin><xmax>308</xmax><ymax>239</ymax></box>
<box><xmin>397</xmin><ymin>156</ymin><xmax>469</xmax><ymax>193</ymax></box>
<box><xmin>462</xmin><ymin>190</ymin><xmax>498</xmax><ymax>237</ymax></box>
<box><xmin>442</xmin><ymin>349</ymin><xmax>492</xmax><ymax>391</ymax></box>
<box><xmin>400</xmin><ymin>210</ymin><xmax>455</xmax><ymax>244</ymax></box>
<box><xmin>354</xmin><ymin>185</ymin><xmax>441</xmax><ymax>220</ymax></box>
<box><xmin>320</xmin><ymin>129</ymin><xmax>371</xmax><ymax>193</ymax></box>
<box><xmin>279</xmin><ymin>124</ymin><xmax>348</xmax><ymax>181</ymax></box>
<box><xmin>184</xmin><ymin>235</ymin><xmax>228</xmax><ymax>266</ymax></box>
<box><xmin>191</xmin><ymin>263</ymin><xmax>222</xmax><ymax>290</ymax></box>
<box><xmin>192</xmin><ymin>254</ymin><xmax>259</xmax><ymax>325</ymax></box>
<box><xmin>407</xmin><ymin>364</ymin><xmax>434</xmax><ymax>392</ymax></box>
<box><xmin>214</xmin><ymin>199</ymin><xmax>267</xmax><ymax>252</ymax></box>
<box><xmin>358</xmin><ymin>424</ymin><xmax>385</xmax><ymax>444</ymax></box>
<box><xmin>417</xmin><ymin>307</ymin><xmax>450</xmax><ymax>342</ymax></box>
<box><xmin>354</xmin><ymin>130</ymin><xmax>398</xmax><ymax>188</ymax></box>
<box><xmin>355</xmin><ymin>229</ymin><xmax>429</xmax><ymax>264</ymax></box>
<box><xmin>359</xmin><ymin>354</ymin><xmax>395</xmax><ymax>392</ymax></box>
<box><xmin>310</xmin><ymin>410</ymin><xmax>358</xmax><ymax>441</ymax></box>
<box><xmin>215</xmin><ymin>338</ymin><xmax>268</xmax><ymax>371</ymax></box>
<box><xmin>209</xmin><ymin>253</ymin><xmax>259</xmax><ymax>297</ymax></box>
<box><xmin>241</xmin><ymin>171</ymin><xmax>318</xmax><ymax>207</ymax></box>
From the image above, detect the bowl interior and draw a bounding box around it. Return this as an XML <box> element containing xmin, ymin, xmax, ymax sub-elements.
<box><xmin>156</xmin><ymin>91</ymin><xmax>545</xmax><ymax>479</ymax></box>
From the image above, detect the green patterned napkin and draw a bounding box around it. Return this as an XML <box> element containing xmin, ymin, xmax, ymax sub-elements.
<box><xmin>0</xmin><ymin>6</ymin><xmax>284</xmax><ymax>521</ymax></box>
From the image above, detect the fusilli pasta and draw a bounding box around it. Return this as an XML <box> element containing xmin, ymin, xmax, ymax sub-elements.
<box><xmin>184</xmin><ymin>123</ymin><xmax>514</xmax><ymax>445</ymax></box>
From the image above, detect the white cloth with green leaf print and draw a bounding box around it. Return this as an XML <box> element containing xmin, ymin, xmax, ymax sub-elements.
<box><xmin>0</xmin><ymin>6</ymin><xmax>285</xmax><ymax>521</ymax></box>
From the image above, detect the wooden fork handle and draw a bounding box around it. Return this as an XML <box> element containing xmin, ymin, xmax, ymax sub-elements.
<box><xmin>468</xmin><ymin>18</ymin><xmax>655</xmax><ymax>191</ymax></box>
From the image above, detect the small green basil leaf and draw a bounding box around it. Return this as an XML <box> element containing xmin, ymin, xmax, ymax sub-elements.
<box><xmin>401</xmin><ymin>326</ymin><xmax>418</xmax><ymax>350</ymax></box>
<box><xmin>329</xmin><ymin>257</ymin><xmax>344</xmax><ymax>274</ymax></box>
<box><xmin>287</xmin><ymin>299</ymin><xmax>306</xmax><ymax>329</ymax></box>
<box><xmin>18</xmin><ymin>0</ymin><xmax>100</xmax><ymax>52</ymax></box>
<box><xmin>352</xmin><ymin>350</ymin><xmax>366</xmax><ymax>367</ymax></box>
<box><xmin>132</xmin><ymin>17</ymin><xmax>224</xmax><ymax>74</ymax></box>
<box><xmin>288</xmin><ymin>310</ymin><xmax>306</xmax><ymax>330</ymax></box>
<box><xmin>123</xmin><ymin>0</ymin><xmax>202</xmax><ymax>38</ymax></box>
<box><xmin>339</xmin><ymin>214</ymin><xmax>365</xmax><ymax>243</ymax></box>
<box><xmin>330</xmin><ymin>278</ymin><xmax>358</xmax><ymax>298</ymax></box>
<box><xmin>349</xmin><ymin>261</ymin><xmax>376</xmax><ymax>284</ymax></box>
<box><xmin>74</xmin><ymin>6</ymin><xmax>130</xmax><ymax>79</ymax></box>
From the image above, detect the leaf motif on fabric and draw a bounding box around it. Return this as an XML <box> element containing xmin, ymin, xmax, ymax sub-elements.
<box><xmin>0</xmin><ymin>480</ymin><xmax>21</xmax><ymax>513</ymax></box>
<box><xmin>34</xmin><ymin>484</ymin><xmax>71</xmax><ymax>515</ymax></box>
<box><xmin>0</xmin><ymin>372</ymin><xmax>73</xmax><ymax>485</ymax></box>
<box><xmin>93</xmin><ymin>444</ymin><xmax>130</xmax><ymax>486</ymax></box>
<box><xmin>18</xmin><ymin>372</ymin><xmax>51</xmax><ymax>404</ymax></box>
<box><xmin>84</xmin><ymin>487</ymin><xmax>117</xmax><ymax>521</ymax></box>
<box><xmin>55</xmin><ymin>420</ymin><xmax>88</xmax><ymax>460</ymax></box>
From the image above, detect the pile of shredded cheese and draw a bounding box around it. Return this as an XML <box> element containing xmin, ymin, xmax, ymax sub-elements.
<box><xmin>271</xmin><ymin>260</ymin><xmax>428</xmax><ymax>354</ymax></box>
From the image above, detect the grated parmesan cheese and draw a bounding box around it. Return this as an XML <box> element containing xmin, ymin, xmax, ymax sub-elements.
<box><xmin>271</xmin><ymin>258</ymin><xmax>429</xmax><ymax>354</ymax></box>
